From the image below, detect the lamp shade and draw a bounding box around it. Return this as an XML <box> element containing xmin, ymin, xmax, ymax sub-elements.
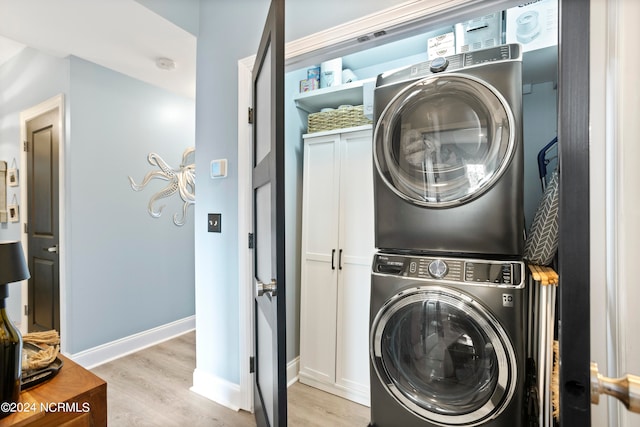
<box><xmin>0</xmin><ymin>241</ymin><xmax>30</xmax><ymax>285</ymax></box>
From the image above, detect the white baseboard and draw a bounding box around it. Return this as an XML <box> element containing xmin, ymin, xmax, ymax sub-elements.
<box><xmin>191</xmin><ymin>368</ymin><xmax>243</xmax><ymax>411</ymax></box>
<box><xmin>68</xmin><ymin>315</ymin><xmax>195</xmax><ymax>369</ymax></box>
<box><xmin>298</xmin><ymin>373</ymin><xmax>370</xmax><ymax>407</ymax></box>
<box><xmin>190</xmin><ymin>356</ymin><xmax>300</xmax><ymax>413</ymax></box>
<box><xmin>287</xmin><ymin>356</ymin><xmax>300</xmax><ymax>388</ymax></box>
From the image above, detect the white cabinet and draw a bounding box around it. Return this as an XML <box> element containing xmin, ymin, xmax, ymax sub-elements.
<box><xmin>298</xmin><ymin>126</ymin><xmax>374</xmax><ymax>406</ymax></box>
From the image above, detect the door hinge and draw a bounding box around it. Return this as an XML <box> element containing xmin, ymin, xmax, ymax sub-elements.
<box><xmin>23</xmin><ymin>140</ymin><xmax>28</xmax><ymax>152</ymax></box>
<box><xmin>248</xmin><ymin>232</ymin><xmax>254</xmax><ymax>249</ymax></box>
<box><xmin>24</xmin><ymin>223</ymin><xmax>28</xmax><ymax>234</ymax></box>
<box><xmin>24</xmin><ymin>305</ymin><xmax>29</xmax><ymax>316</ymax></box>
<box><xmin>248</xmin><ymin>107</ymin><xmax>254</xmax><ymax>124</ymax></box>
<box><xmin>249</xmin><ymin>356</ymin><xmax>255</xmax><ymax>373</ymax></box>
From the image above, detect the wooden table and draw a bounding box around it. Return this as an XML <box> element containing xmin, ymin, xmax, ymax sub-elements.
<box><xmin>0</xmin><ymin>354</ymin><xmax>107</xmax><ymax>427</ymax></box>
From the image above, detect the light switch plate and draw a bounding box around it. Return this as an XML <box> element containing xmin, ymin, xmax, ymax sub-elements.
<box><xmin>208</xmin><ymin>213</ymin><xmax>221</xmax><ymax>232</ymax></box>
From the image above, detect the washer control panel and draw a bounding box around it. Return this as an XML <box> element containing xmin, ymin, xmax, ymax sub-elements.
<box><xmin>373</xmin><ymin>253</ymin><xmax>523</xmax><ymax>287</ymax></box>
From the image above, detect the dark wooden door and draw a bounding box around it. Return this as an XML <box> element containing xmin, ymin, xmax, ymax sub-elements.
<box><xmin>556</xmin><ymin>0</ymin><xmax>591</xmax><ymax>425</ymax></box>
<box><xmin>26</xmin><ymin>108</ymin><xmax>60</xmax><ymax>332</ymax></box>
<box><xmin>251</xmin><ymin>0</ymin><xmax>286</xmax><ymax>426</ymax></box>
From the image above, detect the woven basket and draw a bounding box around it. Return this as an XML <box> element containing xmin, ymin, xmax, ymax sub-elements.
<box><xmin>307</xmin><ymin>105</ymin><xmax>372</xmax><ymax>134</ymax></box>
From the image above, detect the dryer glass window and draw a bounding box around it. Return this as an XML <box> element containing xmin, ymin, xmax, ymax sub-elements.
<box><xmin>371</xmin><ymin>289</ymin><xmax>516</xmax><ymax>423</ymax></box>
<box><xmin>375</xmin><ymin>75</ymin><xmax>514</xmax><ymax>206</ymax></box>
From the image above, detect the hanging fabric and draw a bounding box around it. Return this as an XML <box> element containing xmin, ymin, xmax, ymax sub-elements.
<box><xmin>524</xmin><ymin>168</ymin><xmax>559</xmax><ymax>266</ymax></box>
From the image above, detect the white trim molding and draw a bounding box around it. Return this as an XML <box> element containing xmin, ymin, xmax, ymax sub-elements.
<box><xmin>68</xmin><ymin>316</ymin><xmax>195</xmax><ymax>369</ymax></box>
<box><xmin>287</xmin><ymin>356</ymin><xmax>300</xmax><ymax>388</ymax></box>
<box><xmin>286</xmin><ymin>0</ymin><xmax>468</xmax><ymax>60</ymax></box>
<box><xmin>605</xmin><ymin>1</ymin><xmax>640</xmax><ymax>426</ymax></box>
<box><xmin>191</xmin><ymin>368</ymin><xmax>244</xmax><ymax>412</ymax></box>
<box><xmin>591</xmin><ymin>0</ymin><xmax>640</xmax><ymax>426</ymax></box>
<box><xmin>237</xmin><ymin>55</ymin><xmax>255</xmax><ymax>413</ymax></box>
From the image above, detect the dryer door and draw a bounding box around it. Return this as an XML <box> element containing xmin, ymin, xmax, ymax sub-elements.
<box><xmin>374</xmin><ymin>74</ymin><xmax>515</xmax><ymax>207</ymax></box>
<box><xmin>370</xmin><ymin>287</ymin><xmax>517</xmax><ymax>426</ymax></box>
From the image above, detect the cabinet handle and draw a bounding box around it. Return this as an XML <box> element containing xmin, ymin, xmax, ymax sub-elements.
<box><xmin>331</xmin><ymin>249</ymin><xmax>336</xmax><ymax>270</ymax></box>
<box><xmin>339</xmin><ymin>249</ymin><xmax>343</xmax><ymax>270</ymax></box>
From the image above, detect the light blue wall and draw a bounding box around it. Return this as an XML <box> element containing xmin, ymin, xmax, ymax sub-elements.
<box><xmin>0</xmin><ymin>47</ymin><xmax>195</xmax><ymax>354</ymax></box>
<box><xmin>194</xmin><ymin>0</ymin><xmax>270</xmax><ymax>387</ymax></box>
<box><xmin>0</xmin><ymin>47</ymin><xmax>70</xmax><ymax>322</ymax></box>
<box><xmin>65</xmin><ymin>57</ymin><xmax>195</xmax><ymax>353</ymax></box>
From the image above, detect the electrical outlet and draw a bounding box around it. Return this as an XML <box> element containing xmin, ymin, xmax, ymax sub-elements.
<box><xmin>208</xmin><ymin>213</ymin><xmax>221</xmax><ymax>232</ymax></box>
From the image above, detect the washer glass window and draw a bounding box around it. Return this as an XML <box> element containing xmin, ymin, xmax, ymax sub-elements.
<box><xmin>374</xmin><ymin>74</ymin><xmax>514</xmax><ymax>206</ymax></box>
<box><xmin>371</xmin><ymin>289</ymin><xmax>516</xmax><ymax>424</ymax></box>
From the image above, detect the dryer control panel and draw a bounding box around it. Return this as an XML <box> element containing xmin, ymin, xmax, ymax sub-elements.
<box><xmin>373</xmin><ymin>253</ymin><xmax>524</xmax><ymax>287</ymax></box>
<box><xmin>376</xmin><ymin>44</ymin><xmax>522</xmax><ymax>88</ymax></box>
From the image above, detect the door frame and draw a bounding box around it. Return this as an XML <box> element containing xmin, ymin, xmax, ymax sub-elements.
<box><xmin>237</xmin><ymin>1</ymin><xmax>591</xmax><ymax>423</ymax></box>
<box><xmin>19</xmin><ymin>94</ymin><xmax>67</xmax><ymax>350</ymax></box>
<box><xmin>589</xmin><ymin>0</ymin><xmax>639</xmax><ymax>426</ymax></box>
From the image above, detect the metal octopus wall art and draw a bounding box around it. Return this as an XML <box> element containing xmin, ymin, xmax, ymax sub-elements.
<box><xmin>128</xmin><ymin>147</ymin><xmax>195</xmax><ymax>226</ymax></box>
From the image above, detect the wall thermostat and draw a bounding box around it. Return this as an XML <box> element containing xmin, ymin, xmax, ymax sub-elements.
<box><xmin>210</xmin><ymin>159</ymin><xmax>228</xmax><ymax>178</ymax></box>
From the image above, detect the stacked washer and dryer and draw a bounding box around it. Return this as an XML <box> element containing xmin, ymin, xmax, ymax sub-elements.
<box><xmin>369</xmin><ymin>44</ymin><xmax>527</xmax><ymax>427</ymax></box>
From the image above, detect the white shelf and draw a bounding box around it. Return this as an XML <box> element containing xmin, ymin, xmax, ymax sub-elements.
<box><xmin>294</xmin><ymin>78</ymin><xmax>375</xmax><ymax>113</ymax></box>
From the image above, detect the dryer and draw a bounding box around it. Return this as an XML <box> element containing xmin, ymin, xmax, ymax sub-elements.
<box><xmin>369</xmin><ymin>252</ymin><xmax>526</xmax><ymax>427</ymax></box>
<box><xmin>373</xmin><ymin>44</ymin><xmax>524</xmax><ymax>258</ymax></box>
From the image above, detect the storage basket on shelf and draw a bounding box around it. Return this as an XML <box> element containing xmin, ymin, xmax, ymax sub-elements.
<box><xmin>307</xmin><ymin>105</ymin><xmax>372</xmax><ymax>133</ymax></box>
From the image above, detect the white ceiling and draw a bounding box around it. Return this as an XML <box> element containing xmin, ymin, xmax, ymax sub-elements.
<box><xmin>0</xmin><ymin>0</ymin><xmax>196</xmax><ymax>99</ymax></box>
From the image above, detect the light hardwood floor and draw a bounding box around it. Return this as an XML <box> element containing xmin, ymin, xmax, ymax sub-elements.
<box><xmin>91</xmin><ymin>331</ymin><xmax>370</xmax><ymax>427</ymax></box>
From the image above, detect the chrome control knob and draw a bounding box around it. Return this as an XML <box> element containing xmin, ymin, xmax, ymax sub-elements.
<box><xmin>430</xmin><ymin>56</ymin><xmax>449</xmax><ymax>73</ymax></box>
<box><xmin>428</xmin><ymin>259</ymin><xmax>448</xmax><ymax>279</ymax></box>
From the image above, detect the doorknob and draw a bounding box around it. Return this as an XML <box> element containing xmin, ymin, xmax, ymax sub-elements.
<box><xmin>44</xmin><ymin>245</ymin><xmax>58</xmax><ymax>254</ymax></box>
<box><xmin>591</xmin><ymin>361</ymin><xmax>640</xmax><ymax>413</ymax></box>
<box><xmin>255</xmin><ymin>279</ymin><xmax>277</xmax><ymax>297</ymax></box>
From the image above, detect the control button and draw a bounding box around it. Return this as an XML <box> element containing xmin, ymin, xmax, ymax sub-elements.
<box><xmin>409</xmin><ymin>261</ymin><xmax>417</xmax><ymax>274</ymax></box>
<box><xmin>428</xmin><ymin>259</ymin><xmax>448</xmax><ymax>279</ymax></box>
<box><xmin>430</xmin><ymin>56</ymin><xmax>449</xmax><ymax>73</ymax></box>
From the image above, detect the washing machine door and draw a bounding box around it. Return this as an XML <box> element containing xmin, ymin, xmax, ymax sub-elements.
<box><xmin>371</xmin><ymin>287</ymin><xmax>517</xmax><ymax>426</ymax></box>
<box><xmin>374</xmin><ymin>73</ymin><xmax>515</xmax><ymax>207</ymax></box>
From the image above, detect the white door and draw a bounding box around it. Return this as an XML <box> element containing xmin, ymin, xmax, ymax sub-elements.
<box><xmin>299</xmin><ymin>134</ymin><xmax>340</xmax><ymax>384</ymax></box>
<box><xmin>335</xmin><ymin>130</ymin><xmax>374</xmax><ymax>399</ymax></box>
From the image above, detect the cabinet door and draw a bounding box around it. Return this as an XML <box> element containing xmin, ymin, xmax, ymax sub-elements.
<box><xmin>335</xmin><ymin>130</ymin><xmax>374</xmax><ymax>404</ymax></box>
<box><xmin>299</xmin><ymin>134</ymin><xmax>340</xmax><ymax>384</ymax></box>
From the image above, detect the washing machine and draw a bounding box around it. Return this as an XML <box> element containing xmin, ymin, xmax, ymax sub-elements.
<box><xmin>369</xmin><ymin>252</ymin><xmax>526</xmax><ymax>427</ymax></box>
<box><xmin>373</xmin><ymin>44</ymin><xmax>524</xmax><ymax>258</ymax></box>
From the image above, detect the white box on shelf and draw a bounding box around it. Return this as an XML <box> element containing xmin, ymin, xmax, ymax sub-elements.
<box><xmin>320</xmin><ymin>58</ymin><xmax>342</xmax><ymax>88</ymax></box>
<box><xmin>428</xmin><ymin>46</ymin><xmax>456</xmax><ymax>60</ymax></box>
<box><xmin>506</xmin><ymin>0</ymin><xmax>558</xmax><ymax>52</ymax></box>
<box><xmin>455</xmin><ymin>12</ymin><xmax>503</xmax><ymax>53</ymax></box>
<box><xmin>427</xmin><ymin>31</ymin><xmax>456</xmax><ymax>59</ymax></box>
